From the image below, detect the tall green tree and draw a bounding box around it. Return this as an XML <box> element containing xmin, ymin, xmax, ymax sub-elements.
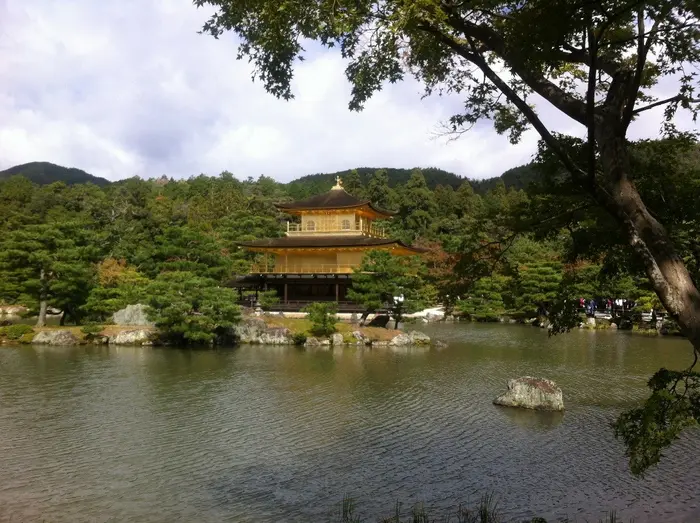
<box><xmin>396</xmin><ymin>169</ymin><xmax>438</xmax><ymax>240</ymax></box>
<box><xmin>82</xmin><ymin>258</ymin><xmax>150</xmax><ymax>321</ymax></box>
<box><xmin>135</xmin><ymin>225</ymin><xmax>231</xmax><ymax>282</ymax></box>
<box><xmin>458</xmin><ymin>275</ymin><xmax>510</xmax><ymax>322</ymax></box>
<box><xmin>455</xmin><ymin>181</ymin><xmax>483</xmax><ymax>221</ymax></box>
<box><xmin>146</xmin><ymin>271</ymin><xmax>241</xmax><ymax>344</ymax></box>
<box><xmin>342</xmin><ymin>169</ymin><xmax>365</xmax><ymax>199</ymax></box>
<box><xmin>348</xmin><ymin>250</ymin><xmax>425</xmax><ymax>328</ymax></box>
<box><xmin>0</xmin><ymin>222</ymin><xmax>101</xmax><ymax>326</ymax></box>
<box><xmin>366</xmin><ymin>169</ymin><xmax>395</xmax><ymax>211</ymax></box>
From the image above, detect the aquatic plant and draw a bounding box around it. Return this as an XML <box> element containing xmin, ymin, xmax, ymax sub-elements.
<box><xmin>330</xmin><ymin>494</ymin><xmax>632</xmax><ymax>523</ymax></box>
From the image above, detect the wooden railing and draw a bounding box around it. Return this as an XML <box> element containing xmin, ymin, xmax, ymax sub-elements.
<box><xmin>286</xmin><ymin>222</ymin><xmax>386</xmax><ymax>238</ymax></box>
<box><xmin>250</xmin><ymin>264</ymin><xmax>355</xmax><ymax>274</ymax></box>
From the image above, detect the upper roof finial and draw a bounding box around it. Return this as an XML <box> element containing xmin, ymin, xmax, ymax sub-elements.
<box><xmin>331</xmin><ymin>175</ymin><xmax>343</xmax><ymax>190</ymax></box>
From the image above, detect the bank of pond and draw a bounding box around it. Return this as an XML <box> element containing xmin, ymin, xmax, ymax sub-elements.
<box><xmin>0</xmin><ymin>309</ymin><xmax>682</xmax><ymax>349</ymax></box>
<box><xmin>0</xmin><ymin>315</ymin><xmax>434</xmax><ymax>349</ymax></box>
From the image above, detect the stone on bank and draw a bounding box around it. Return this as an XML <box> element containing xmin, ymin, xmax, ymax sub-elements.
<box><xmin>109</xmin><ymin>329</ymin><xmax>154</xmax><ymax>346</ymax></box>
<box><xmin>112</xmin><ymin>304</ymin><xmax>155</xmax><ymax>327</ymax></box>
<box><xmin>493</xmin><ymin>376</ymin><xmax>564</xmax><ymax>411</ymax></box>
<box><xmin>233</xmin><ymin>318</ymin><xmax>293</xmax><ymax>345</ymax></box>
<box><xmin>32</xmin><ymin>330</ymin><xmax>80</xmax><ymax>346</ymax></box>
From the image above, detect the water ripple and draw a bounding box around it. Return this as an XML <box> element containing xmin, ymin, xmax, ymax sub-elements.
<box><xmin>1</xmin><ymin>325</ymin><xmax>700</xmax><ymax>522</ymax></box>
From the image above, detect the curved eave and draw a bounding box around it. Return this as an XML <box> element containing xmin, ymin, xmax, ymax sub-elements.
<box><xmin>275</xmin><ymin>201</ymin><xmax>396</xmax><ymax>218</ymax></box>
<box><xmin>238</xmin><ymin>238</ymin><xmax>426</xmax><ymax>255</ymax></box>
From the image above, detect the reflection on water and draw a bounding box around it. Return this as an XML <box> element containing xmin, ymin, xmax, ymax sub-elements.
<box><xmin>495</xmin><ymin>404</ymin><xmax>565</xmax><ymax>431</ymax></box>
<box><xmin>0</xmin><ymin>324</ymin><xmax>699</xmax><ymax>522</ymax></box>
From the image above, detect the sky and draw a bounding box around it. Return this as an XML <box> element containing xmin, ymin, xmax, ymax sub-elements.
<box><xmin>0</xmin><ymin>0</ymin><xmax>695</xmax><ymax>183</ymax></box>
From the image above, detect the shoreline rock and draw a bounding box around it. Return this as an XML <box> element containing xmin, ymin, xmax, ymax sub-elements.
<box><xmin>493</xmin><ymin>376</ymin><xmax>564</xmax><ymax>411</ymax></box>
<box><xmin>233</xmin><ymin>318</ymin><xmax>293</xmax><ymax>345</ymax></box>
<box><xmin>33</xmin><ymin>330</ymin><xmax>80</xmax><ymax>346</ymax></box>
<box><xmin>109</xmin><ymin>329</ymin><xmax>154</xmax><ymax>346</ymax></box>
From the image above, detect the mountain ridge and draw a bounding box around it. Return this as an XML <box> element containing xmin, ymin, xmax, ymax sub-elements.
<box><xmin>0</xmin><ymin>162</ymin><xmax>111</xmax><ymax>186</ymax></box>
<box><xmin>0</xmin><ymin>162</ymin><xmax>539</xmax><ymax>194</ymax></box>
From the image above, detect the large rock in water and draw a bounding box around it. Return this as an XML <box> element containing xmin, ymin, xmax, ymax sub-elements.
<box><xmin>33</xmin><ymin>330</ymin><xmax>80</xmax><ymax>346</ymax></box>
<box><xmin>409</xmin><ymin>330</ymin><xmax>431</xmax><ymax>345</ymax></box>
<box><xmin>112</xmin><ymin>304</ymin><xmax>154</xmax><ymax>326</ymax></box>
<box><xmin>389</xmin><ymin>330</ymin><xmax>431</xmax><ymax>346</ymax></box>
<box><xmin>389</xmin><ymin>332</ymin><xmax>412</xmax><ymax>346</ymax></box>
<box><xmin>493</xmin><ymin>377</ymin><xmax>564</xmax><ymax>411</ymax></box>
<box><xmin>304</xmin><ymin>336</ymin><xmax>331</xmax><ymax>349</ymax></box>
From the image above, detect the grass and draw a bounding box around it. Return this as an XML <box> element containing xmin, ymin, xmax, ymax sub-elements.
<box><xmin>261</xmin><ymin>316</ymin><xmax>401</xmax><ymax>342</ymax></box>
<box><xmin>330</xmin><ymin>495</ymin><xmax>633</xmax><ymax>523</ymax></box>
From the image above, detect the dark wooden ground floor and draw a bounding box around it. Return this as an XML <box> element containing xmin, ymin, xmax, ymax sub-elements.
<box><xmin>232</xmin><ymin>273</ymin><xmax>364</xmax><ymax>312</ymax></box>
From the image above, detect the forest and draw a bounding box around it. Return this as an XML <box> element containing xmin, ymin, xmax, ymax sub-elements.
<box><xmin>1</xmin><ymin>135</ymin><xmax>697</xmax><ymax>343</ymax></box>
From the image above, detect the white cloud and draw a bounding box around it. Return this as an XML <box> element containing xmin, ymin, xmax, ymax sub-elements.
<box><xmin>0</xmin><ymin>0</ymin><xmax>694</xmax><ymax>183</ymax></box>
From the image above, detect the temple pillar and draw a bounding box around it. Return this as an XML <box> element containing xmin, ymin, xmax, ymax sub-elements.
<box><xmin>335</xmin><ymin>283</ymin><xmax>339</xmax><ymax>302</ymax></box>
<box><xmin>284</xmin><ymin>283</ymin><xmax>288</xmax><ymax>304</ymax></box>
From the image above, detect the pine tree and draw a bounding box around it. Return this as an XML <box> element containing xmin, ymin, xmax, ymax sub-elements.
<box><xmin>0</xmin><ymin>222</ymin><xmax>101</xmax><ymax>326</ymax></box>
<box><xmin>433</xmin><ymin>184</ymin><xmax>457</xmax><ymax>217</ymax></box>
<box><xmin>348</xmin><ymin>250</ymin><xmax>424</xmax><ymax>328</ymax></box>
<box><xmin>366</xmin><ymin>169</ymin><xmax>395</xmax><ymax>210</ymax></box>
<box><xmin>146</xmin><ymin>271</ymin><xmax>241</xmax><ymax>344</ymax></box>
<box><xmin>512</xmin><ymin>261</ymin><xmax>563</xmax><ymax>318</ymax></box>
<box><xmin>455</xmin><ymin>181</ymin><xmax>484</xmax><ymax>220</ymax></box>
<box><xmin>343</xmin><ymin>169</ymin><xmax>364</xmax><ymax>199</ymax></box>
<box><xmin>458</xmin><ymin>275</ymin><xmax>510</xmax><ymax>321</ymax></box>
<box><xmin>396</xmin><ymin>169</ymin><xmax>438</xmax><ymax>240</ymax></box>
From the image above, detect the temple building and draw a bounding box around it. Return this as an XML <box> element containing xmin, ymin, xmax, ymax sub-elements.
<box><xmin>236</xmin><ymin>177</ymin><xmax>424</xmax><ymax>311</ymax></box>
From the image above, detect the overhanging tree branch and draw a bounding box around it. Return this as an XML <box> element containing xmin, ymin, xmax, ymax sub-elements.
<box><xmin>631</xmin><ymin>94</ymin><xmax>700</xmax><ymax>115</ymax></box>
<box><xmin>433</xmin><ymin>7</ymin><xmax>590</xmax><ymax>124</ymax></box>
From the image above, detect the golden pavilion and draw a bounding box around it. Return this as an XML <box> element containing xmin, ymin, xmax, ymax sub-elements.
<box><xmin>237</xmin><ymin>177</ymin><xmax>424</xmax><ymax>310</ymax></box>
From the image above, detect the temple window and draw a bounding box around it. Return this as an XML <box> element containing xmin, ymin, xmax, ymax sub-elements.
<box><xmin>306</xmin><ymin>220</ymin><xmax>316</xmax><ymax>231</ymax></box>
<box><xmin>341</xmin><ymin>219</ymin><xmax>351</xmax><ymax>230</ymax></box>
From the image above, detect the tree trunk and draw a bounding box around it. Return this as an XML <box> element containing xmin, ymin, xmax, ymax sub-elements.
<box><xmin>359</xmin><ymin>310</ymin><xmax>371</xmax><ymax>326</ymax></box>
<box><xmin>36</xmin><ymin>300</ymin><xmax>47</xmax><ymax>328</ymax></box>
<box><xmin>36</xmin><ymin>268</ymin><xmax>48</xmax><ymax>328</ymax></box>
<box><xmin>597</xmin><ymin>129</ymin><xmax>700</xmax><ymax>352</ymax></box>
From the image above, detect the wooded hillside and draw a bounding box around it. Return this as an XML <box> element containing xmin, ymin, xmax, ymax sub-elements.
<box><xmin>0</xmin><ymin>162</ymin><xmax>111</xmax><ymax>186</ymax></box>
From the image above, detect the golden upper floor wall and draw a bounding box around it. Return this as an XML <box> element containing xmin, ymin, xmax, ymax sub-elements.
<box><xmin>287</xmin><ymin>212</ymin><xmax>387</xmax><ymax>238</ymax></box>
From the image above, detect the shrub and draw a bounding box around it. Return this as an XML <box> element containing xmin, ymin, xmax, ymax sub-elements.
<box><xmin>258</xmin><ymin>290</ymin><xmax>280</xmax><ymax>311</ymax></box>
<box><xmin>291</xmin><ymin>332</ymin><xmax>307</xmax><ymax>345</ymax></box>
<box><xmin>2</xmin><ymin>324</ymin><xmax>34</xmax><ymax>340</ymax></box>
<box><xmin>18</xmin><ymin>332</ymin><xmax>35</xmax><ymax>344</ymax></box>
<box><xmin>81</xmin><ymin>324</ymin><xmax>104</xmax><ymax>339</ymax></box>
<box><xmin>303</xmin><ymin>302</ymin><xmax>338</xmax><ymax>337</ymax></box>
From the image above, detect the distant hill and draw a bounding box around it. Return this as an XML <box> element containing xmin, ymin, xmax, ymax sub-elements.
<box><xmin>285</xmin><ymin>164</ymin><xmax>540</xmax><ymax>198</ymax></box>
<box><xmin>0</xmin><ymin>162</ymin><xmax>110</xmax><ymax>186</ymax></box>
<box><xmin>285</xmin><ymin>167</ymin><xmax>467</xmax><ymax>199</ymax></box>
<box><xmin>470</xmin><ymin>164</ymin><xmax>539</xmax><ymax>194</ymax></box>
<box><xmin>0</xmin><ymin>161</ymin><xmax>542</xmax><ymax>195</ymax></box>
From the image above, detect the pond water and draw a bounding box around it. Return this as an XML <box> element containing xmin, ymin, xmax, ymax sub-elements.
<box><xmin>1</xmin><ymin>324</ymin><xmax>699</xmax><ymax>522</ymax></box>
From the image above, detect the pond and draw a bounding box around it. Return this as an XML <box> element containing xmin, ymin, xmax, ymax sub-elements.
<box><xmin>1</xmin><ymin>324</ymin><xmax>699</xmax><ymax>522</ymax></box>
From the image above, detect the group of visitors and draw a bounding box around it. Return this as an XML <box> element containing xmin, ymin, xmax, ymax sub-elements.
<box><xmin>578</xmin><ymin>297</ymin><xmax>636</xmax><ymax>317</ymax></box>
